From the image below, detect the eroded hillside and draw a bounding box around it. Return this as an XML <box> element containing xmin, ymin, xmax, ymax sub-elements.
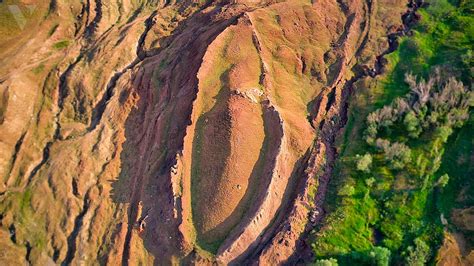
<box><xmin>0</xmin><ymin>0</ymin><xmax>439</xmax><ymax>264</ymax></box>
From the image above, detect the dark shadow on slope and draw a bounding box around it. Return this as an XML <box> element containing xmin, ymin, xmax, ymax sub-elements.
<box><xmin>191</xmin><ymin>70</ymin><xmax>233</xmax><ymax>249</ymax></box>
<box><xmin>109</xmin><ymin>3</ymin><xmax>247</xmax><ymax>264</ymax></box>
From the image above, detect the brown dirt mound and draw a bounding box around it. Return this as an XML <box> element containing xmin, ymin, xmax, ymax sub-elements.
<box><xmin>185</xmin><ymin>19</ymin><xmax>267</xmax><ymax>247</ymax></box>
<box><xmin>192</xmin><ymin>93</ymin><xmax>265</xmax><ymax>244</ymax></box>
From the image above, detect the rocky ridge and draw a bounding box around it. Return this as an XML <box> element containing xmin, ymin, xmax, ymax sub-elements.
<box><xmin>0</xmin><ymin>0</ymin><xmax>410</xmax><ymax>264</ymax></box>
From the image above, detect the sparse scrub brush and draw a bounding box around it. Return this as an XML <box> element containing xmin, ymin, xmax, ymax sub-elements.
<box><xmin>367</xmin><ymin>69</ymin><xmax>471</xmax><ymax>145</ymax></box>
<box><xmin>394</xmin><ymin>97</ymin><xmax>410</xmax><ymax>116</ymax></box>
<box><xmin>404</xmin><ymin>238</ymin><xmax>431</xmax><ymax>266</ymax></box>
<box><xmin>375</xmin><ymin>138</ymin><xmax>391</xmax><ymax>151</ymax></box>
<box><xmin>405</xmin><ymin>72</ymin><xmax>433</xmax><ymax>106</ymax></box>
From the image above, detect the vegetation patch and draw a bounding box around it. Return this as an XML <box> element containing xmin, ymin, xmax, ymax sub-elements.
<box><xmin>32</xmin><ymin>63</ymin><xmax>45</xmax><ymax>74</ymax></box>
<box><xmin>53</xmin><ymin>40</ymin><xmax>70</xmax><ymax>50</ymax></box>
<box><xmin>311</xmin><ymin>0</ymin><xmax>473</xmax><ymax>264</ymax></box>
<box><xmin>48</xmin><ymin>23</ymin><xmax>59</xmax><ymax>37</ymax></box>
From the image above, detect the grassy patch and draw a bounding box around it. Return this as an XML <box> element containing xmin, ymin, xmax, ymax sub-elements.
<box><xmin>0</xmin><ymin>189</ymin><xmax>48</xmax><ymax>255</ymax></box>
<box><xmin>436</xmin><ymin>117</ymin><xmax>474</xmax><ymax>215</ymax></box>
<box><xmin>32</xmin><ymin>63</ymin><xmax>45</xmax><ymax>74</ymax></box>
<box><xmin>311</xmin><ymin>0</ymin><xmax>473</xmax><ymax>264</ymax></box>
<box><xmin>53</xmin><ymin>40</ymin><xmax>69</xmax><ymax>50</ymax></box>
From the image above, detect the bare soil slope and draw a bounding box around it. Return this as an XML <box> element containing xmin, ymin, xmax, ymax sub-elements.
<box><xmin>0</xmin><ymin>0</ymin><xmax>409</xmax><ymax>264</ymax></box>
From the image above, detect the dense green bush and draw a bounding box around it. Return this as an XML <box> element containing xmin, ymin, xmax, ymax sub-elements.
<box><xmin>314</xmin><ymin>258</ymin><xmax>338</xmax><ymax>266</ymax></box>
<box><xmin>369</xmin><ymin>246</ymin><xmax>391</xmax><ymax>266</ymax></box>
<box><xmin>403</xmin><ymin>111</ymin><xmax>422</xmax><ymax>138</ymax></box>
<box><xmin>337</xmin><ymin>184</ymin><xmax>355</xmax><ymax>197</ymax></box>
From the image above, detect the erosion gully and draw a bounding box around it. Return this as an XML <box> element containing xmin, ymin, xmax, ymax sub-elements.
<box><xmin>261</xmin><ymin>0</ymin><xmax>423</xmax><ymax>263</ymax></box>
<box><xmin>19</xmin><ymin>2</ymin><xmax>164</xmax><ymax>264</ymax></box>
<box><xmin>10</xmin><ymin>0</ymin><xmax>422</xmax><ymax>263</ymax></box>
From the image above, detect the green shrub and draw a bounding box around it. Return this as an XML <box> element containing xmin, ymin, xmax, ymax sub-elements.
<box><xmin>404</xmin><ymin>111</ymin><xmax>422</xmax><ymax>138</ymax></box>
<box><xmin>435</xmin><ymin>126</ymin><xmax>453</xmax><ymax>143</ymax></box>
<box><xmin>368</xmin><ymin>246</ymin><xmax>391</xmax><ymax>266</ymax></box>
<box><xmin>356</xmin><ymin>154</ymin><xmax>373</xmax><ymax>173</ymax></box>
<box><xmin>436</xmin><ymin>174</ymin><xmax>449</xmax><ymax>187</ymax></box>
<box><xmin>338</xmin><ymin>184</ymin><xmax>355</xmax><ymax>197</ymax></box>
<box><xmin>383</xmin><ymin>142</ymin><xmax>412</xmax><ymax>170</ymax></box>
<box><xmin>314</xmin><ymin>258</ymin><xmax>338</xmax><ymax>266</ymax></box>
<box><xmin>404</xmin><ymin>238</ymin><xmax>431</xmax><ymax>266</ymax></box>
<box><xmin>53</xmin><ymin>40</ymin><xmax>69</xmax><ymax>50</ymax></box>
